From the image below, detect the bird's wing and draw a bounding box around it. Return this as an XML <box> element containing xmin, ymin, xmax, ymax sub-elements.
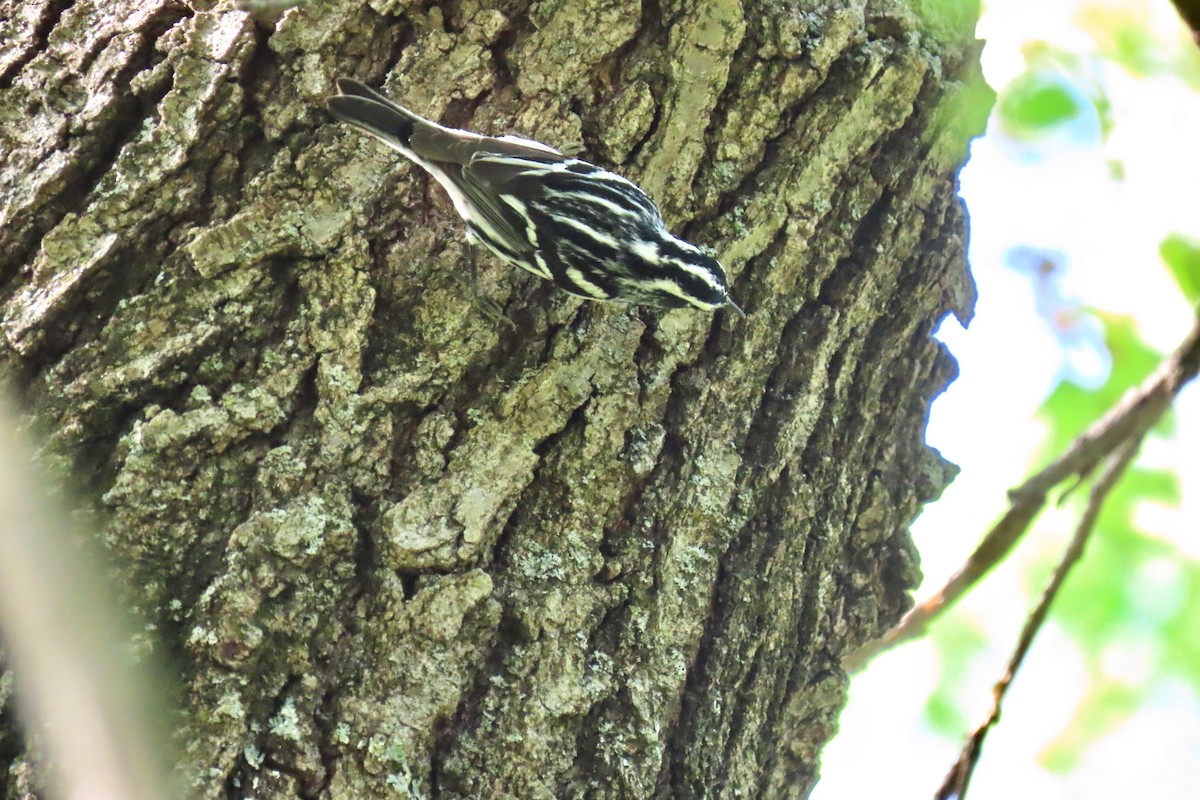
<box><xmin>331</xmin><ymin>78</ymin><xmax>566</xmax><ymax>163</ymax></box>
<box><xmin>461</xmin><ymin>151</ymin><xmax>559</xmax><ymax>188</ymax></box>
<box><xmin>334</xmin><ymin>78</ymin><xmax>400</xmax><ymax>106</ymax></box>
<box><xmin>329</xmin><ymin>79</ymin><xmax>567</xmax><ymax>258</ymax></box>
<box><xmin>444</xmin><ymin>163</ymin><xmax>541</xmax><ymax>257</ymax></box>
<box><xmin>410</xmin><ymin>127</ymin><xmax>566</xmax><ymax>168</ymax></box>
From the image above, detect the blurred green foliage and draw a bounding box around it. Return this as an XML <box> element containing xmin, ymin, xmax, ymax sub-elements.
<box><xmin>997</xmin><ymin>70</ymin><xmax>1089</xmax><ymax>136</ymax></box>
<box><xmin>925</xmin><ymin>614</ymin><xmax>989</xmax><ymax>736</ymax></box>
<box><xmin>1041</xmin><ymin>311</ymin><xmax>1200</xmax><ymax>761</ymax></box>
<box><xmin>1078</xmin><ymin>3</ymin><xmax>1200</xmax><ymax>86</ymax></box>
<box><xmin>912</xmin><ymin>0</ymin><xmax>982</xmax><ymax>44</ymax></box>
<box><xmin>994</xmin><ymin>40</ymin><xmax>1114</xmax><ymax>143</ymax></box>
<box><xmin>929</xmin><ymin>3</ymin><xmax>1200</xmax><ymax>775</ymax></box>
<box><xmin>1040</xmin><ymin>680</ymin><xmax>1143</xmax><ymax>770</ymax></box>
<box><xmin>1039</xmin><ymin>314</ymin><xmax>1167</xmax><ymax>453</ymax></box>
<box><xmin>1160</xmin><ymin>235</ymin><xmax>1200</xmax><ymax>305</ymax></box>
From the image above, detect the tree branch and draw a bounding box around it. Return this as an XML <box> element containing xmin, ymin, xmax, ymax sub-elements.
<box><xmin>845</xmin><ymin>308</ymin><xmax>1200</xmax><ymax>671</ymax></box>
<box><xmin>933</xmin><ymin>432</ymin><xmax>1144</xmax><ymax>800</ymax></box>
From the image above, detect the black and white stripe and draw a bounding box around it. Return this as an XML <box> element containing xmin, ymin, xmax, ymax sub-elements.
<box><xmin>327</xmin><ymin>78</ymin><xmax>743</xmax><ymax>316</ymax></box>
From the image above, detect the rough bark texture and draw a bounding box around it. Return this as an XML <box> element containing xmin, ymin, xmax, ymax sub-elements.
<box><xmin>0</xmin><ymin>0</ymin><xmax>989</xmax><ymax>798</ymax></box>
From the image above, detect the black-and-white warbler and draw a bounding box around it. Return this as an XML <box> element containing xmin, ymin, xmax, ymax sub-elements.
<box><xmin>326</xmin><ymin>78</ymin><xmax>744</xmax><ymax>316</ymax></box>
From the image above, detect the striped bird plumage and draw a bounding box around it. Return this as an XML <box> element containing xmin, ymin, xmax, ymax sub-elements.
<box><xmin>326</xmin><ymin>78</ymin><xmax>742</xmax><ymax>315</ymax></box>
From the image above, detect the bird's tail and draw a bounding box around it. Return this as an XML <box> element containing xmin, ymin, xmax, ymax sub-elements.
<box><xmin>326</xmin><ymin>78</ymin><xmax>426</xmax><ymax>155</ymax></box>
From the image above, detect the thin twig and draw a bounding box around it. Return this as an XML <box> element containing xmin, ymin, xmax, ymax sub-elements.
<box><xmin>934</xmin><ymin>433</ymin><xmax>1144</xmax><ymax>800</ymax></box>
<box><xmin>844</xmin><ymin>311</ymin><xmax>1200</xmax><ymax>671</ymax></box>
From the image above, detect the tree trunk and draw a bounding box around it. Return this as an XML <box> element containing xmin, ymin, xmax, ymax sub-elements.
<box><xmin>0</xmin><ymin>0</ymin><xmax>989</xmax><ymax>797</ymax></box>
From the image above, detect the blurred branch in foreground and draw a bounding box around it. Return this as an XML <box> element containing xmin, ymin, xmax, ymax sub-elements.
<box><xmin>0</xmin><ymin>395</ymin><xmax>175</xmax><ymax>800</ymax></box>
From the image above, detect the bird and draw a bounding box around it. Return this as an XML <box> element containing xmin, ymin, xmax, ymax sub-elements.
<box><xmin>326</xmin><ymin>78</ymin><xmax>744</xmax><ymax>316</ymax></box>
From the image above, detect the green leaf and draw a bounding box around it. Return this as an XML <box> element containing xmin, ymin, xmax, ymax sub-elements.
<box><xmin>1107</xmin><ymin>21</ymin><xmax>1163</xmax><ymax>78</ymax></box>
<box><xmin>1053</xmin><ymin>475</ymin><xmax>1175</xmax><ymax>641</ymax></box>
<box><xmin>997</xmin><ymin>71</ymin><xmax>1084</xmax><ymax>137</ymax></box>
<box><xmin>1024</xmin><ymin>308</ymin><xmax>1195</xmax><ymax>768</ymax></box>
<box><xmin>1038</xmin><ymin>314</ymin><xmax>1164</xmax><ymax>457</ymax></box>
<box><xmin>925</xmin><ymin>615</ymin><xmax>988</xmax><ymax>736</ymax></box>
<box><xmin>1077</xmin><ymin>7</ymin><xmax>1200</xmax><ymax>90</ymax></box>
<box><xmin>1159</xmin><ymin>234</ymin><xmax>1200</xmax><ymax>305</ymax></box>
<box><xmin>1040</xmin><ymin>680</ymin><xmax>1143</xmax><ymax>771</ymax></box>
<box><xmin>1160</xmin><ymin>561</ymin><xmax>1200</xmax><ymax>687</ymax></box>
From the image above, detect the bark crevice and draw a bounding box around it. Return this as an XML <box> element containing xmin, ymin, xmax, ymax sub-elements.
<box><xmin>0</xmin><ymin>1</ymin><xmax>989</xmax><ymax>797</ymax></box>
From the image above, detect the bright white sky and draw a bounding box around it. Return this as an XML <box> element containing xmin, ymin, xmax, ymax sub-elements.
<box><xmin>814</xmin><ymin>2</ymin><xmax>1200</xmax><ymax>798</ymax></box>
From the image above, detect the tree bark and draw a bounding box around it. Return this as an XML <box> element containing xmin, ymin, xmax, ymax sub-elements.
<box><xmin>0</xmin><ymin>0</ymin><xmax>989</xmax><ymax>798</ymax></box>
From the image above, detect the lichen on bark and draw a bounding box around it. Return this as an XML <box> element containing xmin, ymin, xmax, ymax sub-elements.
<box><xmin>0</xmin><ymin>0</ymin><xmax>990</xmax><ymax>797</ymax></box>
